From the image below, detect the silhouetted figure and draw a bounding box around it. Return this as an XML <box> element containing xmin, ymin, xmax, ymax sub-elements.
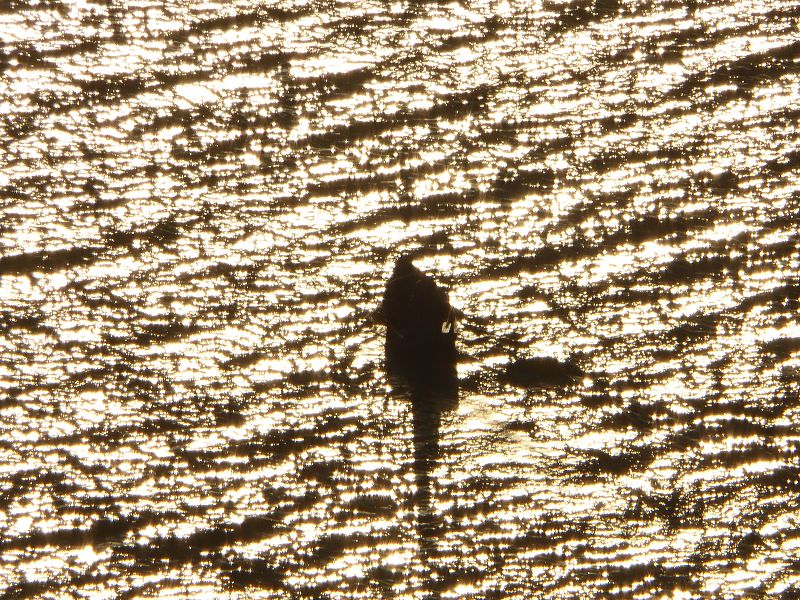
<box><xmin>381</xmin><ymin>255</ymin><xmax>459</xmax><ymax>599</ymax></box>
<box><xmin>381</xmin><ymin>255</ymin><xmax>458</xmax><ymax>379</ymax></box>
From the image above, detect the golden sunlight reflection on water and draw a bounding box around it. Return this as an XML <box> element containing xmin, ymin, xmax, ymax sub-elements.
<box><xmin>1</xmin><ymin>0</ymin><xmax>800</xmax><ymax>597</ymax></box>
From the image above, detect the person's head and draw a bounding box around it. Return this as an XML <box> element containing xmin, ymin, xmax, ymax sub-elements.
<box><xmin>393</xmin><ymin>252</ymin><xmax>419</xmax><ymax>274</ymax></box>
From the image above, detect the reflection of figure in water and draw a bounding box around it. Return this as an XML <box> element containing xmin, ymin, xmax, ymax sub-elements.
<box><xmin>378</xmin><ymin>255</ymin><xmax>459</xmax><ymax>598</ymax></box>
<box><xmin>405</xmin><ymin>376</ymin><xmax>457</xmax><ymax>567</ymax></box>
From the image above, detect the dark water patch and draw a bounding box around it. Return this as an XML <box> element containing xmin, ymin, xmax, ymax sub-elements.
<box><xmin>501</xmin><ymin>356</ymin><xmax>583</xmax><ymax>388</ymax></box>
<box><xmin>306</xmin><ymin>531</ymin><xmax>379</xmax><ymax>563</ymax></box>
<box><xmin>174</xmin><ymin>10</ymin><xmax>264</xmax><ymax>38</ymax></box>
<box><xmin>688</xmin><ymin>391</ymin><xmax>793</xmax><ymax>424</ymax></box>
<box><xmin>306</xmin><ymin>172</ymin><xmax>397</xmax><ymax>196</ymax></box>
<box><xmin>764</xmin><ymin>145</ymin><xmax>800</xmax><ymax>178</ymax></box>
<box><xmin>435</xmin><ymin>26</ymin><xmax>501</xmax><ymax>53</ymax></box>
<box><xmin>482</xmin><ymin>242</ymin><xmax>585</xmax><ymax>277</ymax></box>
<box><xmin>297</xmin><ymin>458</ymin><xmax>353</xmax><ymax>487</ymax></box>
<box><xmin>599</xmin><ymin>399</ymin><xmax>658</xmax><ymax>432</ymax></box>
<box><xmin>225</xmin><ymin>558</ymin><xmax>286</xmax><ymax>590</ymax></box>
<box><xmin>597</xmin><ymin>109</ymin><xmax>640</xmax><ymax>133</ymax></box>
<box><xmin>299</xmin><ymin>64</ymin><xmax>378</xmax><ymax>102</ymax></box>
<box><xmin>616</xmin><ymin>202</ymin><xmax>724</xmax><ymax>247</ymax></box>
<box><xmin>713</xmin><ymin>40</ymin><xmax>800</xmax><ymax>95</ymax></box>
<box><xmin>643</xmin><ymin>23</ymin><xmax>707</xmax><ymax>63</ymax></box>
<box><xmin>73</xmin><ymin>73</ymin><xmax>153</xmax><ymax>106</ymax></box>
<box><xmin>307</xmin><ymin>159</ymin><xmax>468</xmax><ymax>201</ymax></box>
<box><xmin>103</xmin><ymin>214</ymin><xmax>187</xmax><ymax>252</ymax></box>
<box><xmin>624</xmin><ymin>207</ymin><xmax>722</xmax><ymax>244</ymax></box>
<box><xmin>697</xmin><ymin>168</ymin><xmax>741</xmax><ymax>196</ymax></box>
<box><xmin>1</xmin><ymin>110</ymin><xmax>38</xmax><ymax>139</ymax></box>
<box><xmin>585</xmin><ymin>142</ymin><xmax>688</xmax><ymax>175</ymax></box>
<box><xmin>0</xmin><ymin>246</ymin><xmax>95</xmax><ymax>276</ymax></box>
<box><xmin>504</xmin><ymin>514</ymin><xmax>596</xmax><ymax>562</ymax></box>
<box><xmin>450</xmin><ymin>475</ymin><xmax>531</xmax><ymax>502</ymax></box>
<box><xmin>4</xmin><ymin>38</ymin><xmax>101</xmax><ymax>66</ymax></box>
<box><xmin>219</xmin><ymin>350</ymin><xmax>269</xmax><ymax>371</ymax></box>
<box><xmin>324</xmin><ymin>13</ymin><xmax>375</xmax><ymax>43</ymax></box>
<box><xmin>734</xmin><ymin>530</ymin><xmax>766</xmax><ymax>561</ymax></box>
<box><xmin>129</xmin><ymin>317</ymin><xmax>203</xmax><ymax>346</ymax></box>
<box><xmin>577</xmin><ymin>445</ymin><xmax>655</xmax><ymax>477</ymax></box>
<box><xmin>188</xmin><ymin>132</ymin><xmax>254</xmax><ymax>163</ymax></box>
<box><xmin>482</xmin><ymin>204</ymin><xmax>733</xmax><ymax>283</ymax></box>
<box><xmin>756</xmin><ymin>235</ymin><xmax>800</xmax><ymax>266</ymax></box>
<box><xmin>657</xmin><ymin>252</ymin><xmax>742</xmax><ymax>285</ymax></box>
<box><xmin>0</xmin><ymin>580</ymin><xmax>50</xmax><ymax>600</ymax></box>
<box><xmin>665</xmin><ymin>311</ymin><xmax>721</xmax><ymax>347</ymax></box>
<box><xmin>0</xmin><ymin>312</ymin><xmax>51</xmax><ymax>336</ymax></box>
<box><xmin>123</xmin><ymin>503</ymin><xmax>314</xmax><ymax>563</ymax></box>
<box><xmin>300</xmin><ymin>84</ymin><xmax>493</xmax><ymax>151</ymax></box>
<box><xmin>753</xmin><ymin>465</ymin><xmax>800</xmax><ymax>493</ymax></box>
<box><xmin>324</xmin><ymin>195</ymin><xmax>477</xmax><ymax>239</ymax></box>
<box><xmin>284</xmin><ymin>368</ymin><xmax>330</xmax><ymax>386</ymax></box>
<box><xmin>602</xmin><ymin>561</ymin><xmax>697</xmax><ymax>597</ymax></box>
<box><xmin>735</xmin><ymin>279</ymin><xmax>800</xmax><ymax>315</ymax></box>
<box><xmin>0</xmin><ymin>513</ymin><xmax>149</xmax><ymax>553</ymax></box>
<box><xmin>762</xmin><ymin>337</ymin><xmax>800</xmax><ymax>359</ymax></box>
<box><xmin>0</xmin><ymin>468</ymin><xmax>73</xmax><ymax>511</ymax></box>
<box><xmin>504</xmin><ymin>419</ymin><xmax>540</xmax><ymax>436</ymax></box>
<box><xmin>546</xmin><ymin>0</ymin><xmax>621</xmax><ymax>32</ymax></box>
<box><xmin>578</xmin><ymin>388</ymin><xmax>617</xmax><ymax>410</ymax></box>
<box><xmin>702</xmin><ymin>415</ymin><xmax>793</xmax><ymax>441</ymax></box>
<box><xmin>493</xmin><ymin>166</ymin><xmax>556</xmax><ymax>201</ymax></box>
<box><xmin>0</xmin><ymin>0</ymin><xmax>68</xmax><ymax>13</ymax></box>
<box><xmin>699</xmin><ymin>440</ymin><xmax>789</xmax><ymax>471</ymax></box>
<box><xmin>668</xmin><ymin>39</ymin><xmax>800</xmax><ymax>104</ymax></box>
<box><xmin>628</xmin><ymin>485</ymin><xmax>707</xmax><ymax>530</ymax></box>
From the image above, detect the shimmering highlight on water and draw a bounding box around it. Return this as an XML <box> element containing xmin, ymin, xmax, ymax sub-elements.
<box><xmin>1</xmin><ymin>0</ymin><xmax>800</xmax><ymax>597</ymax></box>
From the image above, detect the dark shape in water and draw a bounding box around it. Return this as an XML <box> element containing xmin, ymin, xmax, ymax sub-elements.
<box><xmin>502</xmin><ymin>356</ymin><xmax>584</xmax><ymax>387</ymax></box>
<box><xmin>384</xmin><ymin>337</ymin><xmax>459</xmax><ymax>600</ymax></box>
<box><xmin>380</xmin><ymin>255</ymin><xmax>458</xmax><ymax>376</ymax></box>
<box><xmin>379</xmin><ymin>256</ymin><xmax>460</xmax><ymax>597</ymax></box>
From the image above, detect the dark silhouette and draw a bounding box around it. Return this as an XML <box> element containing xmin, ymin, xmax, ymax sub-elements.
<box><xmin>380</xmin><ymin>255</ymin><xmax>459</xmax><ymax>599</ymax></box>
<box><xmin>380</xmin><ymin>255</ymin><xmax>458</xmax><ymax>373</ymax></box>
<box><xmin>385</xmin><ymin>352</ymin><xmax>458</xmax><ymax>600</ymax></box>
<box><xmin>502</xmin><ymin>356</ymin><xmax>584</xmax><ymax>387</ymax></box>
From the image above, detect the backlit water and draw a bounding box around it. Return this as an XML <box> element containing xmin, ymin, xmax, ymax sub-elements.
<box><xmin>1</xmin><ymin>0</ymin><xmax>799</xmax><ymax>597</ymax></box>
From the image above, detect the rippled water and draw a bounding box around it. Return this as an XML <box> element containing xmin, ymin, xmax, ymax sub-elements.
<box><xmin>2</xmin><ymin>0</ymin><xmax>799</xmax><ymax>597</ymax></box>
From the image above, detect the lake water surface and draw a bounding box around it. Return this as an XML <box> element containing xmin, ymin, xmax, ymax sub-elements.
<box><xmin>1</xmin><ymin>0</ymin><xmax>799</xmax><ymax>597</ymax></box>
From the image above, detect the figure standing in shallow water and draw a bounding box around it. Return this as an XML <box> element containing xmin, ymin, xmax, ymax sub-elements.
<box><xmin>380</xmin><ymin>255</ymin><xmax>460</xmax><ymax>597</ymax></box>
<box><xmin>380</xmin><ymin>255</ymin><xmax>458</xmax><ymax>375</ymax></box>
